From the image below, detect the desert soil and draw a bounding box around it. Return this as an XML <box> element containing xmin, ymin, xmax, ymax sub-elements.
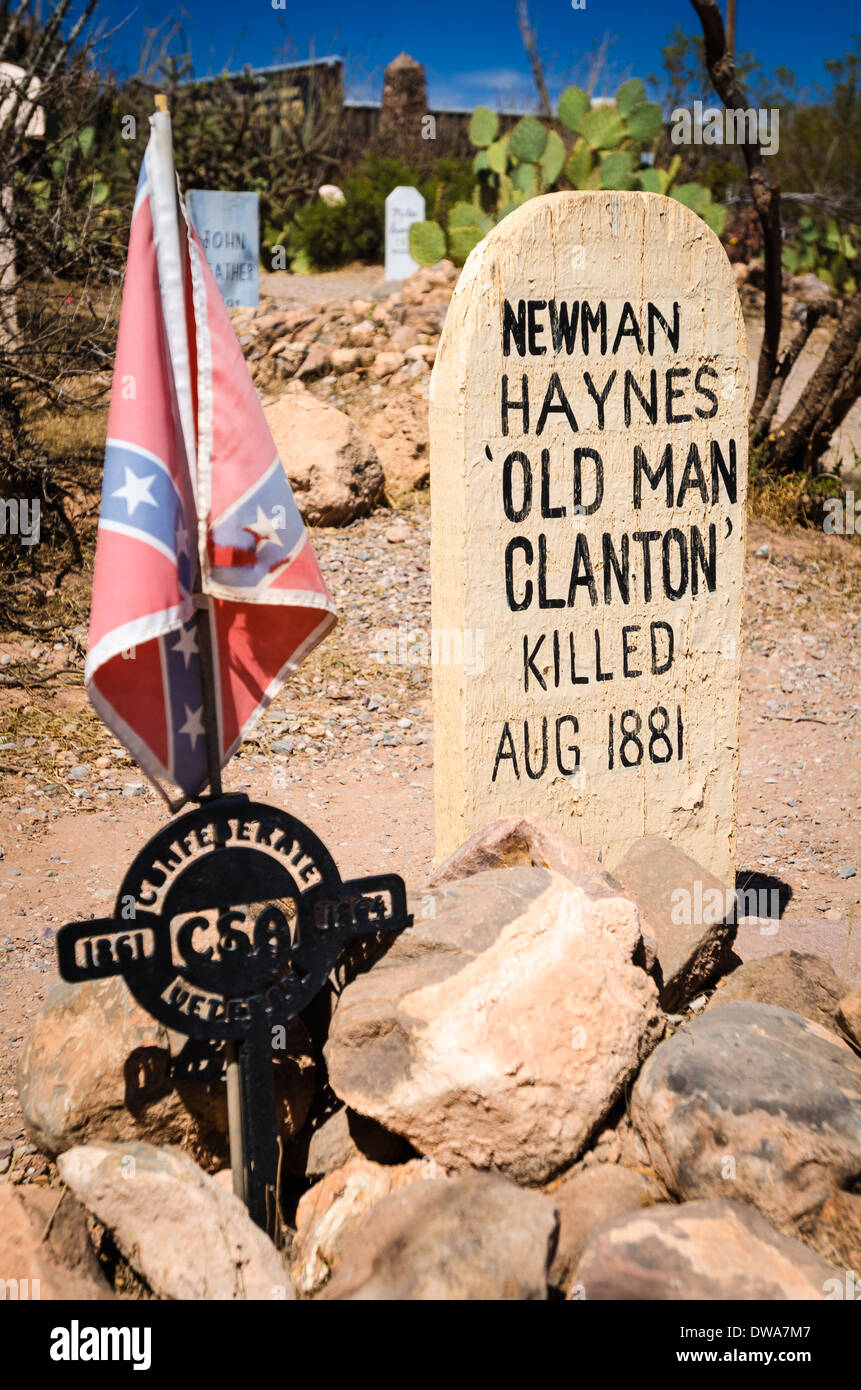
<box><xmin>1</xmin><ymin>268</ymin><xmax>860</xmax><ymax>1165</ymax></box>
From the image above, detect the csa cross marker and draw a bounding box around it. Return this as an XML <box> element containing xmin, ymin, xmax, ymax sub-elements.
<box><xmin>56</xmin><ymin>796</ymin><xmax>412</xmax><ymax>1231</ymax></box>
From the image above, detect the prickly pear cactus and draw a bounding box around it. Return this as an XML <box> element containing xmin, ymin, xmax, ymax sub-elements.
<box><xmin>408</xmin><ymin>78</ymin><xmax>726</xmax><ymax>266</ymax></box>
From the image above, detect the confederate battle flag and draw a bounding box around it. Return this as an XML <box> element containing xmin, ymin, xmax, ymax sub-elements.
<box><xmin>85</xmin><ymin>108</ymin><xmax>336</xmax><ymax>805</ymax></box>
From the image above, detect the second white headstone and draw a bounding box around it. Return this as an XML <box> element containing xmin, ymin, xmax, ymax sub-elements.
<box><xmin>385</xmin><ymin>186</ymin><xmax>425</xmax><ymax>283</ymax></box>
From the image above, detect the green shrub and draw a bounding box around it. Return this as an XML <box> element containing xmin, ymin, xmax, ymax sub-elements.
<box><xmin>782</xmin><ymin>214</ymin><xmax>858</xmax><ymax>294</ymax></box>
<box><xmin>281</xmin><ymin>153</ymin><xmax>474</xmax><ymax>271</ymax></box>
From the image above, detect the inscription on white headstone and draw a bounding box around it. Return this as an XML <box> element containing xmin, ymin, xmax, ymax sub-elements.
<box><xmin>385</xmin><ymin>186</ymin><xmax>425</xmax><ymax>282</ymax></box>
<box><xmin>430</xmin><ymin>192</ymin><xmax>748</xmax><ymax>884</ymax></box>
<box><xmin>186</xmin><ymin>190</ymin><xmax>259</xmax><ymax>308</ymax></box>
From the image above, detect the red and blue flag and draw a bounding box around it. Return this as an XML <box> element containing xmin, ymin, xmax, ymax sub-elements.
<box><xmin>85</xmin><ymin>110</ymin><xmax>336</xmax><ymax>804</ymax></box>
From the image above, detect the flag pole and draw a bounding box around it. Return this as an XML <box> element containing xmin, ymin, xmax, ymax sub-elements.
<box><xmin>153</xmin><ymin>91</ymin><xmax>244</xmax><ymax>1203</ymax></box>
<box><xmin>153</xmin><ymin>94</ymin><xmax>222</xmax><ymax>803</ymax></box>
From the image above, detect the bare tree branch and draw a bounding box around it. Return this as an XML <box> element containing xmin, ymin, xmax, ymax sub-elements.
<box><xmin>751</xmin><ymin>303</ymin><xmax>824</xmax><ymax>445</ymax></box>
<box><xmin>515</xmin><ymin>0</ymin><xmax>553</xmax><ymax>118</ymax></box>
<box><xmin>762</xmin><ymin>294</ymin><xmax>861</xmax><ymax>473</ymax></box>
<box><xmin>688</xmin><ymin>0</ymin><xmax>782</xmax><ymax>420</ymax></box>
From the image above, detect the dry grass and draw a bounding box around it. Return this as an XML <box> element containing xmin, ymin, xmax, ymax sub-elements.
<box><xmin>748</xmin><ymin>465</ymin><xmax>852</xmax><ymax>530</ymax></box>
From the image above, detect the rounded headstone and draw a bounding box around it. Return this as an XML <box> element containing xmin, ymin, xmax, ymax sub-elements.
<box><xmin>429</xmin><ymin>191</ymin><xmax>748</xmax><ymax>884</ymax></box>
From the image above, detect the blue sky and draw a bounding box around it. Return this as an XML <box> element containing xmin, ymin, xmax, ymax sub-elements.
<box><xmin>91</xmin><ymin>0</ymin><xmax>856</xmax><ymax>106</ymax></box>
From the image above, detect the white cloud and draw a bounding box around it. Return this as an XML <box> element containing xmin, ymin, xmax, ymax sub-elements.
<box><xmin>426</xmin><ymin>66</ymin><xmax>537</xmax><ymax>111</ymax></box>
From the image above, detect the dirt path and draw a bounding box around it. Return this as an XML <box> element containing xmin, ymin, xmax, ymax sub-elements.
<box><xmin>259</xmin><ymin>264</ymin><xmax>389</xmax><ymax>307</ymax></box>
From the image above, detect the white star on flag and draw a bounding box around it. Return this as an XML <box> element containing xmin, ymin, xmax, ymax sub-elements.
<box><xmin>244</xmin><ymin>505</ymin><xmax>283</xmax><ymax>552</ymax></box>
<box><xmin>112</xmin><ymin>466</ymin><xmax>157</xmax><ymax>517</ymax></box>
<box><xmin>175</xmin><ymin>520</ymin><xmax>190</xmax><ymax>557</ymax></box>
<box><xmin>171</xmin><ymin>623</ymin><xmax>198</xmax><ymax>668</ymax></box>
<box><xmin>178</xmin><ymin>703</ymin><xmax>205</xmax><ymax>750</ymax></box>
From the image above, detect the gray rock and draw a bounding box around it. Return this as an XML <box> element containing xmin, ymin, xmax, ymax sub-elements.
<box><xmin>632</xmin><ymin>1001</ymin><xmax>861</xmax><ymax>1228</ymax></box>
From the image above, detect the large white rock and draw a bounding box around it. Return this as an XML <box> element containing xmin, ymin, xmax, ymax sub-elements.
<box><xmin>325</xmin><ymin>866</ymin><xmax>663</xmax><ymax>1183</ymax></box>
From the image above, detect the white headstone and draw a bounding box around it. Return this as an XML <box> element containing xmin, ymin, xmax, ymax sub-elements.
<box><xmin>385</xmin><ymin>186</ymin><xmax>425</xmax><ymax>283</ymax></box>
<box><xmin>430</xmin><ymin>192</ymin><xmax>747</xmax><ymax>885</ymax></box>
<box><xmin>186</xmin><ymin>190</ymin><xmax>259</xmax><ymax>309</ymax></box>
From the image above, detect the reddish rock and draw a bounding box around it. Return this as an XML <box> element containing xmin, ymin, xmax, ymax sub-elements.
<box><xmin>294</xmin><ymin>342</ymin><xmax>332</xmax><ymax>380</ymax></box>
<box><xmin>292</xmin><ymin>1155</ymin><xmax>439</xmax><ymax>1295</ymax></box>
<box><xmin>547</xmin><ymin>1164</ymin><xmax>666</xmax><ymax>1294</ymax></box>
<box><xmin>321</xmin><ymin>1171</ymin><xmax>556</xmax><ymax>1300</ymax></box>
<box><xmin>838</xmin><ymin>985</ymin><xmax>861</xmax><ymax>1048</ymax></box>
<box><xmin>707</xmin><ymin>950</ymin><xmax>847</xmax><ymax>1034</ymax></box>
<box><xmin>611</xmin><ymin>835</ymin><xmax>736</xmax><ymax>1008</ymax></box>
<box><xmin>370</xmin><ymin>350</ymin><xmax>404</xmax><ymax>380</ymax></box>
<box><xmin>265</xmin><ymin>390</ymin><xmax>383</xmax><ymax>525</ymax></box>
<box><xmin>17</xmin><ymin>975</ymin><xmax>314</xmax><ymax>1165</ymax></box>
<box><xmin>347</xmin><ymin>319</ymin><xmax>375</xmax><ymax>347</ymax></box>
<box><xmin>575</xmin><ymin>1198</ymin><xmax>841</xmax><ymax>1300</ymax></box>
<box><xmin>366</xmin><ymin>397</ymin><xmax>429</xmax><ymax>495</ymax></box>
<box><xmin>0</xmin><ymin>1184</ymin><xmax>113</xmax><ymax>1300</ymax></box>
<box><xmin>794</xmin><ymin>1189</ymin><xmax>861</xmax><ymax>1270</ymax></box>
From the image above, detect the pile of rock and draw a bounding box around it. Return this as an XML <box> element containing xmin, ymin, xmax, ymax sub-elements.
<box><xmin>9</xmin><ymin>820</ymin><xmax>861</xmax><ymax>1300</ymax></box>
<box><xmin>234</xmin><ymin>262</ymin><xmax>455</xmax><ymax>399</ymax></box>
<box><xmin>235</xmin><ymin>263</ymin><xmax>460</xmax><ymax>520</ymax></box>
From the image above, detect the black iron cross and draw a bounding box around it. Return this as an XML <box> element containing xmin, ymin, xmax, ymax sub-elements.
<box><xmin>56</xmin><ymin>794</ymin><xmax>411</xmax><ymax>1231</ymax></box>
